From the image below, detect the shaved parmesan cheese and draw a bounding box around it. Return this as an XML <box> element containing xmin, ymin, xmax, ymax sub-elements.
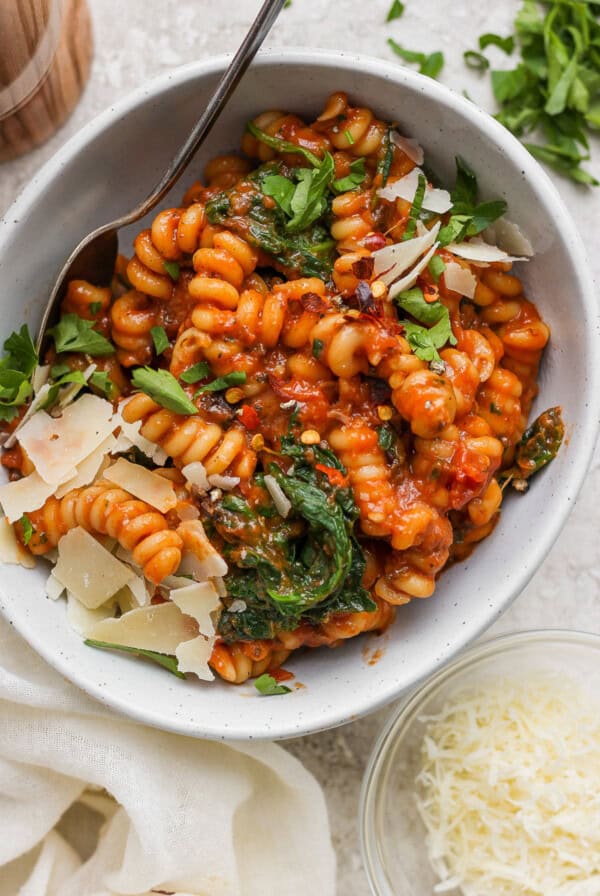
<box><xmin>484</xmin><ymin>217</ymin><xmax>534</xmax><ymax>257</ymax></box>
<box><xmin>17</xmin><ymin>394</ymin><xmax>115</xmax><ymax>485</ymax></box>
<box><xmin>443</xmin><ymin>261</ymin><xmax>477</xmax><ymax>299</ymax></box>
<box><xmin>446</xmin><ymin>237</ymin><xmax>529</xmax><ymax>264</ymax></box>
<box><xmin>388</xmin><ymin>243</ymin><xmax>439</xmax><ymax>300</ymax></box>
<box><xmin>0</xmin><ymin>517</ymin><xmax>35</xmax><ymax>568</ymax></box>
<box><xmin>391</xmin><ymin>131</ymin><xmax>424</xmax><ymax>165</ymax></box>
<box><xmin>264</xmin><ymin>474</ymin><xmax>292</xmax><ymax>518</ymax></box>
<box><xmin>170</xmin><ymin>580</ymin><xmax>221</xmax><ymax>638</ymax></box>
<box><xmin>127</xmin><ymin>574</ymin><xmax>150</xmax><ymax>607</ymax></box>
<box><xmin>0</xmin><ymin>472</ymin><xmax>57</xmax><ymax>523</ymax></box>
<box><xmin>177</xmin><ymin>520</ymin><xmax>228</xmax><ymax>579</ymax></box>
<box><xmin>67</xmin><ymin>592</ymin><xmax>116</xmax><ymax>636</ymax></box>
<box><xmin>53</xmin><ymin>527</ymin><xmax>134</xmax><ymax>609</ymax></box>
<box><xmin>32</xmin><ymin>365</ymin><xmax>50</xmax><ymax>394</ymax></box>
<box><xmin>45</xmin><ymin>572</ymin><xmax>64</xmax><ymax>600</ymax></box>
<box><xmin>4</xmin><ymin>384</ymin><xmax>52</xmax><ymax>449</ymax></box>
<box><xmin>182</xmin><ymin>461</ymin><xmax>210</xmax><ymax>493</ymax></box>
<box><xmin>104</xmin><ymin>458</ymin><xmax>177</xmax><ymax>513</ymax></box>
<box><xmin>176</xmin><ymin>501</ymin><xmax>200</xmax><ymax>521</ymax></box>
<box><xmin>207</xmin><ymin>473</ymin><xmax>240</xmax><ymax>491</ymax></box>
<box><xmin>377</xmin><ymin>168</ymin><xmax>452</xmax><ymax>214</ymax></box>
<box><xmin>112</xmin><ymin>405</ymin><xmax>168</xmax><ymax>465</ymax></box>
<box><xmin>163</xmin><ymin>574</ymin><xmax>197</xmax><ymax>590</ymax></box>
<box><xmin>416</xmin><ymin>675</ymin><xmax>600</xmax><ymax>896</ymax></box>
<box><xmin>214</xmin><ymin>576</ymin><xmax>227</xmax><ymax>597</ymax></box>
<box><xmin>88</xmin><ymin>602</ymin><xmax>198</xmax><ymax>654</ymax></box>
<box><xmin>175</xmin><ymin>636</ymin><xmax>214</xmax><ymax>681</ymax></box>
<box><xmin>372</xmin><ymin>222</ymin><xmax>440</xmax><ymax>287</ymax></box>
<box><xmin>54</xmin><ymin>434</ymin><xmax>116</xmax><ymax>499</ymax></box>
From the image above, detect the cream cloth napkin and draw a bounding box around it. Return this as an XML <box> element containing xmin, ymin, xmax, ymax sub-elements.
<box><xmin>0</xmin><ymin>617</ymin><xmax>336</xmax><ymax>896</ymax></box>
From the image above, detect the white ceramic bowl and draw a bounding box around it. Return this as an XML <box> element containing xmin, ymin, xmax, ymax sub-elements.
<box><xmin>0</xmin><ymin>51</ymin><xmax>598</xmax><ymax>741</ymax></box>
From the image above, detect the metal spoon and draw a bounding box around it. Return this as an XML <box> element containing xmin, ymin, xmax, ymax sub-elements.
<box><xmin>36</xmin><ymin>0</ymin><xmax>287</xmax><ymax>351</ymax></box>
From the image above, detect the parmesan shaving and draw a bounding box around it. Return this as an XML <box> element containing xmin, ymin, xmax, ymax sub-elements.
<box><xmin>175</xmin><ymin>635</ymin><xmax>214</xmax><ymax>681</ymax></box>
<box><xmin>443</xmin><ymin>262</ymin><xmax>477</xmax><ymax>299</ymax></box>
<box><xmin>56</xmin><ymin>362</ymin><xmax>96</xmax><ymax>409</ymax></box>
<box><xmin>32</xmin><ymin>365</ymin><xmax>50</xmax><ymax>394</ymax></box>
<box><xmin>103</xmin><ymin>457</ymin><xmax>177</xmax><ymax>513</ymax></box>
<box><xmin>391</xmin><ymin>131</ymin><xmax>424</xmax><ymax>165</ymax></box>
<box><xmin>446</xmin><ymin>237</ymin><xmax>529</xmax><ymax>264</ymax></box>
<box><xmin>484</xmin><ymin>217</ymin><xmax>534</xmax><ymax>257</ymax></box>
<box><xmin>181</xmin><ymin>461</ymin><xmax>210</xmax><ymax>493</ymax></box>
<box><xmin>112</xmin><ymin>404</ymin><xmax>168</xmax><ymax>465</ymax></box>
<box><xmin>207</xmin><ymin>473</ymin><xmax>240</xmax><ymax>491</ymax></box>
<box><xmin>53</xmin><ymin>527</ymin><xmax>134</xmax><ymax>609</ymax></box>
<box><xmin>67</xmin><ymin>592</ymin><xmax>115</xmax><ymax>636</ymax></box>
<box><xmin>4</xmin><ymin>384</ymin><xmax>51</xmax><ymax>449</ymax></box>
<box><xmin>0</xmin><ymin>471</ymin><xmax>57</xmax><ymax>523</ymax></box>
<box><xmin>88</xmin><ymin>602</ymin><xmax>198</xmax><ymax>654</ymax></box>
<box><xmin>0</xmin><ymin>517</ymin><xmax>35</xmax><ymax>568</ymax></box>
<box><xmin>264</xmin><ymin>474</ymin><xmax>292</xmax><ymax>518</ymax></box>
<box><xmin>54</xmin><ymin>434</ymin><xmax>116</xmax><ymax>499</ymax></box>
<box><xmin>377</xmin><ymin>168</ymin><xmax>452</xmax><ymax>213</ymax></box>
<box><xmin>45</xmin><ymin>572</ymin><xmax>64</xmax><ymax>600</ymax></box>
<box><xmin>388</xmin><ymin>243</ymin><xmax>439</xmax><ymax>300</ymax></box>
<box><xmin>170</xmin><ymin>580</ymin><xmax>221</xmax><ymax>638</ymax></box>
<box><xmin>16</xmin><ymin>394</ymin><xmax>115</xmax><ymax>485</ymax></box>
<box><xmin>416</xmin><ymin>675</ymin><xmax>600</xmax><ymax>896</ymax></box>
<box><xmin>372</xmin><ymin>222</ymin><xmax>440</xmax><ymax>285</ymax></box>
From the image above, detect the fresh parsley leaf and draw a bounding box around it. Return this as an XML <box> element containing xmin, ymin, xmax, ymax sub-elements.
<box><xmin>150</xmin><ymin>326</ymin><xmax>169</xmax><ymax>355</ymax></box>
<box><xmin>90</xmin><ymin>370</ymin><xmax>113</xmax><ymax>398</ymax></box>
<box><xmin>387</xmin><ymin>39</ymin><xmax>444</xmax><ymax>79</ymax></box>
<box><xmin>84</xmin><ymin>639</ymin><xmax>185</xmax><ymax>678</ymax></box>
<box><xmin>396</xmin><ymin>287</ymin><xmax>457</xmax><ymax>365</ymax></box>
<box><xmin>131</xmin><ymin>367</ymin><xmax>197</xmax><ymax>415</ymax></box>
<box><xmin>464</xmin><ymin>50</ymin><xmax>490</xmax><ymax>72</ymax></box>
<box><xmin>331</xmin><ymin>158</ymin><xmax>367</xmax><ymax>194</ymax></box>
<box><xmin>262</xmin><ymin>173</ymin><xmax>296</xmax><ymax>215</ymax></box>
<box><xmin>402</xmin><ymin>172</ymin><xmax>427</xmax><ymax>241</ymax></box>
<box><xmin>180</xmin><ymin>361</ymin><xmax>211</xmax><ymax>384</ymax></box>
<box><xmin>312</xmin><ymin>338</ymin><xmax>324</xmax><ymax>359</ymax></box>
<box><xmin>451</xmin><ymin>156</ymin><xmax>479</xmax><ymax>210</ymax></box>
<box><xmin>3</xmin><ymin>325</ymin><xmax>38</xmax><ymax>376</ymax></box>
<box><xmin>50</xmin><ymin>363</ymin><xmax>71</xmax><ymax>378</ymax></box>
<box><xmin>49</xmin><ymin>314</ymin><xmax>115</xmax><ymax>356</ymax></box>
<box><xmin>439</xmin><ymin>158</ymin><xmax>507</xmax><ymax>246</ymax></box>
<box><xmin>254</xmin><ymin>673</ymin><xmax>291</xmax><ymax>696</ymax></box>
<box><xmin>479</xmin><ymin>33</ymin><xmax>515</xmax><ymax>54</ymax></box>
<box><xmin>194</xmin><ymin>371</ymin><xmax>247</xmax><ymax>395</ymax></box>
<box><xmin>43</xmin><ymin>371</ymin><xmax>88</xmax><ymax>409</ymax></box>
<box><xmin>20</xmin><ymin>514</ymin><xmax>34</xmax><ymax>546</ymax></box>
<box><xmin>88</xmin><ymin>301</ymin><xmax>102</xmax><ymax>315</ymax></box>
<box><xmin>246</xmin><ymin>121</ymin><xmax>321</xmax><ymax>168</ymax></box>
<box><xmin>163</xmin><ymin>260</ymin><xmax>180</xmax><ymax>281</ymax></box>
<box><xmin>428</xmin><ymin>255</ymin><xmax>446</xmax><ymax>283</ymax></box>
<box><xmin>386</xmin><ymin>0</ymin><xmax>404</xmax><ymax>21</ymax></box>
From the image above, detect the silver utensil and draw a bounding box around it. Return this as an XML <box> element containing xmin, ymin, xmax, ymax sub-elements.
<box><xmin>36</xmin><ymin>0</ymin><xmax>287</xmax><ymax>351</ymax></box>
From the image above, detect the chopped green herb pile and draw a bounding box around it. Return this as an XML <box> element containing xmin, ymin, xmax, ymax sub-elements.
<box><xmin>472</xmin><ymin>1</ymin><xmax>600</xmax><ymax>185</ymax></box>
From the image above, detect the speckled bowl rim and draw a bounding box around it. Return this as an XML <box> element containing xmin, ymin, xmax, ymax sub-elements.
<box><xmin>1</xmin><ymin>50</ymin><xmax>599</xmax><ymax>741</ymax></box>
<box><xmin>359</xmin><ymin>628</ymin><xmax>600</xmax><ymax>896</ymax></box>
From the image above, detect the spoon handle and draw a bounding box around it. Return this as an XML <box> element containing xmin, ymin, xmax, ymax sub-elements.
<box><xmin>118</xmin><ymin>0</ymin><xmax>287</xmax><ymax>227</ymax></box>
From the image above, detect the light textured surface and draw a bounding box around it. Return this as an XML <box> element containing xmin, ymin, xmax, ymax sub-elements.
<box><xmin>0</xmin><ymin>1</ymin><xmax>599</xmax><ymax>893</ymax></box>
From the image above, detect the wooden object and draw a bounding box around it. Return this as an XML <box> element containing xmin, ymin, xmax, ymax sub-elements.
<box><xmin>0</xmin><ymin>0</ymin><xmax>93</xmax><ymax>161</ymax></box>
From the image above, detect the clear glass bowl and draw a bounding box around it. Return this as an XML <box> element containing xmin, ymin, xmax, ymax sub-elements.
<box><xmin>359</xmin><ymin>629</ymin><xmax>600</xmax><ymax>896</ymax></box>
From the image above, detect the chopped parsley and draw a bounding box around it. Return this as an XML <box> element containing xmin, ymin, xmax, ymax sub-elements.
<box><xmin>428</xmin><ymin>255</ymin><xmax>446</xmax><ymax>283</ymax></box>
<box><xmin>312</xmin><ymin>338</ymin><xmax>325</xmax><ymax>359</ymax></box>
<box><xmin>150</xmin><ymin>326</ymin><xmax>169</xmax><ymax>355</ymax></box>
<box><xmin>49</xmin><ymin>314</ymin><xmax>115</xmax><ymax>356</ymax></box>
<box><xmin>254</xmin><ymin>673</ymin><xmax>291</xmax><ymax>696</ymax></box>
<box><xmin>180</xmin><ymin>361</ymin><xmax>211</xmax><ymax>384</ymax></box>
<box><xmin>163</xmin><ymin>260</ymin><xmax>180</xmax><ymax>281</ymax></box>
<box><xmin>20</xmin><ymin>514</ymin><xmax>34</xmax><ymax>545</ymax></box>
<box><xmin>195</xmin><ymin>371</ymin><xmax>247</xmax><ymax>395</ymax></box>
<box><xmin>386</xmin><ymin>0</ymin><xmax>404</xmax><ymax>22</ymax></box>
<box><xmin>0</xmin><ymin>325</ymin><xmax>38</xmax><ymax>421</ymax></box>
<box><xmin>131</xmin><ymin>367</ymin><xmax>197</xmax><ymax>415</ymax></box>
<box><xmin>395</xmin><ymin>287</ymin><xmax>457</xmax><ymax>366</ymax></box>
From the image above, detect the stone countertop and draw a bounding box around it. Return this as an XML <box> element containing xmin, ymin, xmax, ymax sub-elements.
<box><xmin>1</xmin><ymin>1</ymin><xmax>599</xmax><ymax>893</ymax></box>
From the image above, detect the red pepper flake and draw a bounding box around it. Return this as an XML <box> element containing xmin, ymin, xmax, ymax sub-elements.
<box><xmin>351</xmin><ymin>256</ymin><xmax>375</xmax><ymax>280</ymax></box>
<box><xmin>239</xmin><ymin>404</ymin><xmax>260</xmax><ymax>430</ymax></box>
<box><xmin>301</xmin><ymin>291</ymin><xmax>328</xmax><ymax>313</ymax></box>
<box><xmin>361</xmin><ymin>231</ymin><xmax>387</xmax><ymax>252</ymax></box>
<box><xmin>315</xmin><ymin>463</ymin><xmax>349</xmax><ymax>488</ymax></box>
<box><xmin>271</xmin><ymin>667</ymin><xmax>294</xmax><ymax>683</ymax></box>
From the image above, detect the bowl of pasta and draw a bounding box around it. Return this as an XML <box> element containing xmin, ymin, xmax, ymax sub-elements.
<box><xmin>0</xmin><ymin>50</ymin><xmax>597</xmax><ymax>740</ymax></box>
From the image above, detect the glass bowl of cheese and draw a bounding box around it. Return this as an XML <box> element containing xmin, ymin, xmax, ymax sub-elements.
<box><xmin>359</xmin><ymin>629</ymin><xmax>600</xmax><ymax>896</ymax></box>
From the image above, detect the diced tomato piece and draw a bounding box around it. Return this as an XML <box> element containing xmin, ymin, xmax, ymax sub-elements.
<box><xmin>315</xmin><ymin>463</ymin><xmax>349</xmax><ymax>488</ymax></box>
<box><xmin>239</xmin><ymin>404</ymin><xmax>260</xmax><ymax>430</ymax></box>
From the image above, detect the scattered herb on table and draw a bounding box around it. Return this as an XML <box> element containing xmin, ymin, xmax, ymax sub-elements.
<box><xmin>388</xmin><ymin>38</ymin><xmax>445</xmax><ymax>79</ymax></box>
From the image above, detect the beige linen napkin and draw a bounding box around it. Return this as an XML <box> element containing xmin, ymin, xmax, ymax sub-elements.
<box><xmin>0</xmin><ymin>617</ymin><xmax>336</xmax><ymax>896</ymax></box>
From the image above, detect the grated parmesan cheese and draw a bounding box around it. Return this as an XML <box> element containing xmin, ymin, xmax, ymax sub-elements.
<box><xmin>415</xmin><ymin>674</ymin><xmax>600</xmax><ymax>896</ymax></box>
